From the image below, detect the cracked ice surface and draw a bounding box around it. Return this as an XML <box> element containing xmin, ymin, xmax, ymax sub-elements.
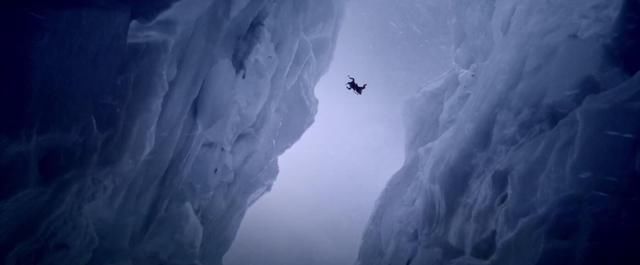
<box><xmin>0</xmin><ymin>1</ymin><xmax>341</xmax><ymax>264</ymax></box>
<box><xmin>358</xmin><ymin>0</ymin><xmax>640</xmax><ymax>265</ymax></box>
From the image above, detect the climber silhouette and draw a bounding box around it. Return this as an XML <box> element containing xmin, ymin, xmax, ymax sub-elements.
<box><xmin>346</xmin><ymin>75</ymin><xmax>367</xmax><ymax>95</ymax></box>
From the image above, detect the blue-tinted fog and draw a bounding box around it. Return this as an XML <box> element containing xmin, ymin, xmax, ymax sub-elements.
<box><xmin>225</xmin><ymin>1</ymin><xmax>452</xmax><ymax>264</ymax></box>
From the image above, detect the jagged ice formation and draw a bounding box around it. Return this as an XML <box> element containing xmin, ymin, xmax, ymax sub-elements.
<box><xmin>358</xmin><ymin>0</ymin><xmax>640</xmax><ymax>265</ymax></box>
<box><xmin>0</xmin><ymin>1</ymin><xmax>342</xmax><ymax>264</ymax></box>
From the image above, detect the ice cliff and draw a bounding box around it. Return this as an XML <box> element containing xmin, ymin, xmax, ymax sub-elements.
<box><xmin>0</xmin><ymin>1</ymin><xmax>341</xmax><ymax>264</ymax></box>
<box><xmin>359</xmin><ymin>0</ymin><xmax>640</xmax><ymax>265</ymax></box>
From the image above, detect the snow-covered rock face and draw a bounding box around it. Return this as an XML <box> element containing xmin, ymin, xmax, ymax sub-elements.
<box><xmin>0</xmin><ymin>1</ymin><xmax>341</xmax><ymax>265</ymax></box>
<box><xmin>358</xmin><ymin>1</ymin><xmax>640</xmax><ymax>265</ymax></box>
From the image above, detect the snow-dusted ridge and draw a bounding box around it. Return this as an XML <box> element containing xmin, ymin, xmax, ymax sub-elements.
<box><xmin>0</xmin><ymin>1</ymin><xmax>342</xmax><ymax>264</ymax></box>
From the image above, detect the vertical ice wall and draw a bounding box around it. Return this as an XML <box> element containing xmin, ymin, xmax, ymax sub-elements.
<box><xmin>0</xmin><ymin>1</ymin><xmax>342</xmax><ymax>264</ymax></box>
<box><xmin>358</xmin><ymin>0</ymin><xmax>640</xmax><ymax>265</ymax></box>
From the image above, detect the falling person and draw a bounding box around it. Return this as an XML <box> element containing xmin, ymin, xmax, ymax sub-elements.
<box><xmin>346</xmin><ymin>75</ymin><xmax>367</xmax><ymax>95</ymax></box>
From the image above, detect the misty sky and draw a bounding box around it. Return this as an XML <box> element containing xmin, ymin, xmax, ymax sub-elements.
<box><xmin>224</xmin><ymin>0</ymin><xmax>452</xmax><ymax>264</ymax></box>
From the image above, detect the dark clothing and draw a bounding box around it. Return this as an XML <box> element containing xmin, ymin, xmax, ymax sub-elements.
<box><xmin>346</xmin><ymin>76</ymin><xmax>366</xmax><ymax>95</ymax></box>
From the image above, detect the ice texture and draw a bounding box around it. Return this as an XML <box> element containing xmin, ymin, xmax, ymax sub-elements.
<box><xmin>358</xmin><ymin>0</ymin><xmax>640</xmax><ymax>265</ymax></box>
<box><xmin>0</xmin><ymin>1</ymin><xmax>341</xmax><ymax>264</ymax></box>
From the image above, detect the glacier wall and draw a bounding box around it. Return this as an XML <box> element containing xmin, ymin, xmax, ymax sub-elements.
<box><xmin>0</xmin><ymin>1</ymin><xmax>341</xmax><ymax>265</ymax></box>
<box><xmin>358</xmin><ymin>0</ymin><xmax>640</xmax><ymax>265</ymax></box>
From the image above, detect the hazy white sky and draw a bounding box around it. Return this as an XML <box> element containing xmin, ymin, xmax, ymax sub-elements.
<box><xmin>225</xmin><ymin>0</ymin><xmax>451</xmax><ymax>264</ymax></box>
